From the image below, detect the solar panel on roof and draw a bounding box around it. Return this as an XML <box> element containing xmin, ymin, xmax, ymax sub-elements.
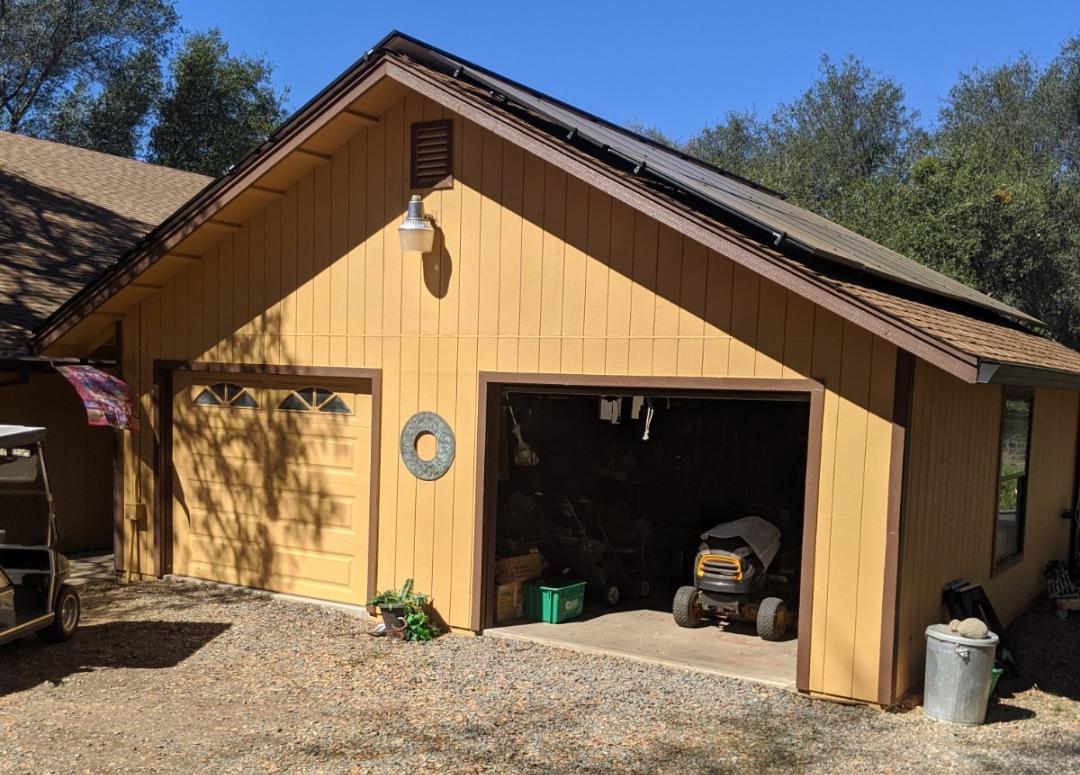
<box><xmin>387</xmin><ymin>35</ymin><xmax>1039</xmax><ymax>325</ymax></box>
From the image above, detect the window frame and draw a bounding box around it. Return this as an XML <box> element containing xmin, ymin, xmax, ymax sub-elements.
<box><xmin>991</xmin><ymin>386</ymin><xmax>1035</xmax><ymax>573</ymax></box>
<box><xmin>193</xmin><ymin>382</ymin><xmax>259</xmax><ymax>410</ymax></box>
<box><xmin>275</xmin><ymin>386</ymin><xmax>352</xmax><ymax>416</ymax></box>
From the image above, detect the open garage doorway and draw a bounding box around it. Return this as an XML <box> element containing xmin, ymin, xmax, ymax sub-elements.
<box><xmin>478</xmin><ymin>376</ymin><xmax>822</xmax><ymax>690</ymax></box>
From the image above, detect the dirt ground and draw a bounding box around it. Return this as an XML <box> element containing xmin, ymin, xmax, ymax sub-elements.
<box><xmin>0</xmin><ymin>580</ymin><xmax>1077</xmax><ymax>774</ymax></box>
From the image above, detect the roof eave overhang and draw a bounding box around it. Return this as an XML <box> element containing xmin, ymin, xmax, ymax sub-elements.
<box><xmin>34</xmin><ymin>44</ymin><xmax>986</xmax><ymax>385</ymax></box>
<box><xmin>32</xmin><ymin>58</ymin><xmax>394</xmax><ymax>354</ymax></box>
<box><xmin>977</xmin><ymin>360</ymin><xmax>1080</xmax><ymax>390</ymax></box>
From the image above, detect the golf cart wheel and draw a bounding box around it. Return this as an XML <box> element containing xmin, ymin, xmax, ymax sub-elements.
<box><xmin>38</xmin><ymin>585</ymin><xmax>80</xmax><ymax>643</ymax></box>
<box><xmin>673</xmin><ymin>585</ymin><xmax>703</xmax><ymax>628</ymax></box>
<box><xmin>637</xmin><ymin>579</ymin><xmax>652</xmax><ymax>598</ymax></box>
<box><xmin>756</xmin><ymin>597</ymin><xmax>788</xmax><ymax>642</ymax></box>
<box><xmin>604</xmin><ymin>584</ymin><xmax>621</xmax><ymax>606</ymax></box>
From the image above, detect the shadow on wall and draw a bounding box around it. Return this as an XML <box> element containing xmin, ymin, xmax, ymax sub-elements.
<box><xmin>168</xmin><ymin>307</ymin><xmax>356</xmax><ymax>599</ymax></box>
<box><xmin>0</xmin><ymin>620</ymin><xmax>231</xmax><ymax>697</ymax></box>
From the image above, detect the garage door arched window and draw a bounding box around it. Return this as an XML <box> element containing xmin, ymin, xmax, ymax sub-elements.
<box><xmin>277</xmin><ymin>387</ymin><xmax>351</xmax><ymax>415</ymax></box>
<box><xmin>194</xmin><ymin>382</ymin><xmax>258</xmax><ymax>409</ymax></box>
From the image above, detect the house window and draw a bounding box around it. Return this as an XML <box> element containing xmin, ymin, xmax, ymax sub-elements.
<box><xmin>411</xmin><ymin>120</ymin><xmax>453</xmax><ymax>189</ymax></box>
<box><xmin>194</xmin><ymin>383</ymin><xmax>258</xmax><ymax>409</ymax></box>
<box><xmin>277</xmin><ymin>387</ymin><xmax>350</xmax><ymax>415</ymax></box>
<box><xmin>994</xmin><ymin>389</ymin><xmax>1034</xmax><ymax>567</ymax></box>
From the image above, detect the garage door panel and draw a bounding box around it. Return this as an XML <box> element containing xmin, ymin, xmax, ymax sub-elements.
<box><xmin>184</xmin><ymin>544</ymin><xmax>362</xmax><ymax>605</ymax></box>
<box><xmin>186</xmin><ymin>508</ymin><xmax>360</xmax><ymax>554</ymax></box>
<box><xmin>172</xmin><ymin>372</ymin><xmax>374</xmax><ymax>605</ymax></box>
<box><xmin>183</xmin><ymin>485</ymin><xmax>361</xmax><ymax>533</ymax></box>
<box><xmin>182</xmin><ymin>432</ymin><xmax>369</xmax><ymax>475</ymax></box>
<box><xmin>273</xmin><ymin>434</ymin><xmax>368</xmax><ymax>472</ymax></box>
<box><xmin>182</xmin><ymin>450</ymin><xmax>366</xmax><ymax>495</ymax></box>
<box><xmin>185</xmin><ymin>537</ymin><xmax>359</xmax><ymax>587</ymax></box>
<box><xmin>176</xmin><ymin>423</ymin><xmax>268</xmax><ymax>460</ymax></box>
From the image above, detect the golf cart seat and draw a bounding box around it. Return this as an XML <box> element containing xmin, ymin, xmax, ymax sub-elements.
<box><xmin>0</xmin><ymin>425</ymin><xmax>81</xmax><ymax>644</ymax></box>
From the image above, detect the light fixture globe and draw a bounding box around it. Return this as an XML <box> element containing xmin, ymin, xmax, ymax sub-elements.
<box><xmin>398</xmin><ymin>195</ymin><xmax>435</xmax><ymax>254</ymax></box>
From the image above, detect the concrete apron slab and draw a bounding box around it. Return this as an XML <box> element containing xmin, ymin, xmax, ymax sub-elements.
<box><xmin>486</xmin><ymin>608</ymin><xmax>797</xmax><ymax>689</ymax></box>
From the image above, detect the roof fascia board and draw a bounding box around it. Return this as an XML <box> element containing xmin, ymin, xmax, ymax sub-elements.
<box><xmin>384</xmin><ymin>61</ymin><xmax>982</xmax><ymax>384</ymax></box>
<box><xmin>978</xmin><ymin>360</ymin><xmax>1080</xmax><ymax>390</ymax></box>
<box><xmin>33</xmin><ymin>60</ymin><xmax>392</xmax><ymax>352</ymax></box>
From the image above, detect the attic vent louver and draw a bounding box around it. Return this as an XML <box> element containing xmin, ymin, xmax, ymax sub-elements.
<box><xmin>411</xmin><ymin>119</ymin><xmax>453</xmax><ymax>189</ymax></box>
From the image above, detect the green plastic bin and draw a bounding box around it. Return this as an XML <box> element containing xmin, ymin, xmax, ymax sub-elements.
<box><xmin>523</xmin><ymin>580</ymin><xmax>586</xmax><ymax>623</ymax></box>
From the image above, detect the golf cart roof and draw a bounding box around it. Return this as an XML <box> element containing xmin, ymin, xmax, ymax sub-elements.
<box><xmin>0</xmin><ymin>425</ymin><xmax>46</xmax><ymax>446</ymax></box>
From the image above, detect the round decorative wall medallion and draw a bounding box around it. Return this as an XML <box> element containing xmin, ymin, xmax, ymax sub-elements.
<box><xmin>400</xmin><ymin>411</ymin><xmax>456</xmax><ymax>481</ymax></box>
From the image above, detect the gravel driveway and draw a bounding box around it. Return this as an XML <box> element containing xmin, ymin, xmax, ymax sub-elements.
<box><xmin>0</xmin><ymin>581</ymin><xmax>1076</xmax><ymax>774</ymax></box>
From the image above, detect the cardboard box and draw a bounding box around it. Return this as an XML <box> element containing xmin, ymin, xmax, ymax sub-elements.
<box><xmin>495</xmin><ymin>582</ymin><xmax>523</xmax><ymax>623</ymax></box>
<box><xmin>494</xmin><ymin>550</ymin><xmax>543</xmax><ymax>585</ymax></box>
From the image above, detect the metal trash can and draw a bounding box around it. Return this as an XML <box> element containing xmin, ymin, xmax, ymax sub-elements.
<box><xmin>923</xmin><ymin>624</ymin><xmax>999</xmax><ymax>725</ymax></box>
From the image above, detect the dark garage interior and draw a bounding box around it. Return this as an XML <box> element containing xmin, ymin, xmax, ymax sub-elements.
<box><xmin>489</xmin><ymin>386</ymin><xmax>811</xmax><ymax>665</ymax></box>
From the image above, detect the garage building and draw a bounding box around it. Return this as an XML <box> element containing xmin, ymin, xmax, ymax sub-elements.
<box><xmin>32</xmin><ymin>33</ymin><xmax>1080</xmax><ymax>705</ymax></box>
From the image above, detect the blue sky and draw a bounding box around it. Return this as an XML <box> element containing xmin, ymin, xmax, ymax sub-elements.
<box><xmin>174</xmin><ymin>1</ymin><xmax>1079</xmax><ymax>141</ymax></box>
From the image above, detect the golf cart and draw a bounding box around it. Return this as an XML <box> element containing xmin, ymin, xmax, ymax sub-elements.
<box><xmin>672</xmin><ymin>516</ymin><xmax>792</xmax><ymax>641</ymax></box>
<box><xmin>0</xmin><ymin>425</ymin><xmax>80</xmax><ymax>647</ymax></box>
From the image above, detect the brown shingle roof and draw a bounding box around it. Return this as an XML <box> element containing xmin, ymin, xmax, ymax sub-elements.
<box><xmin>833</xmin><ymin>281</ymin><xmax>1080</xmax><ymax>375</ymax></box>
<box><xmin>0</xmin><ymin>131</ymin><xmax>209</xmax><ymax>355</ymax></box>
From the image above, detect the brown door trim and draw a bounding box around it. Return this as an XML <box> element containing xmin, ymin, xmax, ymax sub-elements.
<box><xmin>878</xmin><ymin>349</ymin><xmax>916</xmax><ymax>707</ymax></box>
<box><xmin>472</xmin><ymin>371</ymin><xmax>826</xmax><ymax>695</ymax></box>
<box><xmin>152</xmin><ymin>360</ymin><xmax>382</xmax><ymax>601</ymax></box>
<box><xmin>112</xmin><ymin>321</ymin><xmax>124</xmax><ymax>575</ymax></box>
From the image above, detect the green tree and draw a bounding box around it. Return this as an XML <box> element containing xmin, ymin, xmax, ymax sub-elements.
<box><xmin>0</xmin><ymin>0</ymin><xmax>176</xmax><ymax>134</ymax></box>
<box><xmin>684</xmin><ymin>110</ymin><xmax>768</xmax><ymax>180</ymax></box>
<box><xmin>624</xmin><ymin>120</ymin><xmax>677</xmax><ymax>148</ymax></box>
<box><xmin>149</xmin><ymin>29</ymin><xmax>288</xmax><ymax>176</ymax></box>
<box><xmin>684</xmin><ymin>56</ymin><xmax>926</xmax><ymax>221</ymax></box>
<box><xmin>885</xmin><ymin>49</ymin><xmax>1080</xmax><ymax>347</ymax></box>
<box><xmin>668</xmin><ymin>47</ymin><xmax>1080</xmax><ymax>347</ymax></box>
<box><xmin>45</xmin><ymin>47</ymin><xmax>161</xmax><ymax>157</ymax></box>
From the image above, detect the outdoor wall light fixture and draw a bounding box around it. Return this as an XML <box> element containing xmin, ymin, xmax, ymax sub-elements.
<box><xmin>398</xmin><ymin>195</ymin><xmax>435</xmax><ymax>254</ymax></box>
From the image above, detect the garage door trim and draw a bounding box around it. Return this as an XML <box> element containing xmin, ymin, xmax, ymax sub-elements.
<box><xmin>152</xmin><ymin>360</ymin><xmax>382</xmax><ymax>601</ymax></box>
<box><xmin>474</xmin><ymin>371</ymin><xmax>825</xmax><ymax>694</ymax></box>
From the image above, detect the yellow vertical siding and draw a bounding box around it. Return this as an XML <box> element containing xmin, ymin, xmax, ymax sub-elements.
<box><xmin>118</xmin><ymin>90</ymin><xmax>901</xmax><ymax>702</ymax></box>
<box><xmin>894</xmin><ymin>361</ymin><xmax>1079</xmax><ymax>696</ymax></box>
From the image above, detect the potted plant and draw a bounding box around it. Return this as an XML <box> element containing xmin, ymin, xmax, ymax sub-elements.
<box><xmin>367</xmin><ymin>578</ymin><xmax>439</xmax><ymax>641</ymax></box>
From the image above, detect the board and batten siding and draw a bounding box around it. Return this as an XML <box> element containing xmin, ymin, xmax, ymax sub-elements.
<box><xmin>118</xmin><ymin>89</ymin><xmax>899</xmax><ymax>702</ymax></box>
<box><xmin>894</xmin><ymin>360</ymin><xmax>1080</xmax><ymax>696</ymax></box>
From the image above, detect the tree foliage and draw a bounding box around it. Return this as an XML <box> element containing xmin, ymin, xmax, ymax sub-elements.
<box><xmin>45</xmin><ymin>46</ymin><xmax>161</xmax><ymax>157</ymax></box>
<box><xmin>0</xmin><ymin>0</ymin><xmax>175</xmax><ymax>134</ymax></box>
<box><xmin>1</xmin><ymin>3</ymin><xmax>287</xmax><ymax>174</ymax></box>
<box><xmin>149</xmin><ymin>29</ymin><xmax>288</xmax><ymax>176</ymax></box>
<box><xmin>674</xmin><ymin>47</ymin><xmax>1080</xmax><ymax>348</ymax></box>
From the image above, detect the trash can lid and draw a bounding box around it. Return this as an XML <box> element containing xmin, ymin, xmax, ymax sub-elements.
<box><xmin>925</xmin><ymin>623</ymin><xmax>1000</xmax><ymax>648</ymax></box>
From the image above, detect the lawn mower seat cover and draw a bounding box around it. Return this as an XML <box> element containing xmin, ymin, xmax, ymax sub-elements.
<box><xmin>701</xmin><ymin>517</ymin><xmax>782</xmax><ymax>571</ymax></box>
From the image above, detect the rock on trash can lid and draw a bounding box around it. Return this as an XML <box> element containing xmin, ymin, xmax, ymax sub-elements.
<box><xmin>925</xmin><ymin>623</ymin><xmax>1000</xmax><ymax>648</ymax></box>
